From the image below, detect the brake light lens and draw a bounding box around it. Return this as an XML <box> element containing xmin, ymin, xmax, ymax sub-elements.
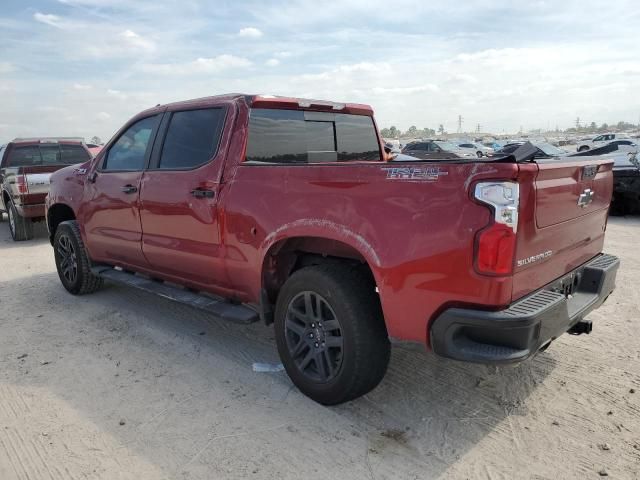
<box><xmin>16</xmin><ymin>174</ymin><xmax>29</xmax><ymax>194</ymax></box>
<box><xmin>474</xmin><ymin>181</ymin><xmax>519</xmax><ymax>275</ymax></box>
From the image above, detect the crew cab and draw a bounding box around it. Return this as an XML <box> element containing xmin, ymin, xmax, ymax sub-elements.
<box><xmin>45</xmin><ymin>94</ymin><xmax>619</xmax><ymax>405</ymax></box>
<box><xmin>1</xmin><ymin>138</ymin><xmax>92</xmax><ymax>240</ymax></box>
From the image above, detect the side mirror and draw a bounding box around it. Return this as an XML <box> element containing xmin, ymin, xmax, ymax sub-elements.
<box><xmin>384</xmin><ymin>145</ymin><xmax>392</xmax><ymax>154</ymax></box>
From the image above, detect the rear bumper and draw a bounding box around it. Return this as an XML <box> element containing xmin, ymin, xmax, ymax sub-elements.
<box><xmin>430</xmin><ymin>253</ymin><xmax>619</xmax><ymax>364</ymax></box>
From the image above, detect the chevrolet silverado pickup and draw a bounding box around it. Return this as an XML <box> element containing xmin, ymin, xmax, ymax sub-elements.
<box><xmin>45</xmin><ymin>94</ymin><xmax>619</xmax><ymax>405</ymax></box>
<box><xmin>1</xmin><ymin>138</ymin><xmax>92</xmax><ymax>240</ymax></box>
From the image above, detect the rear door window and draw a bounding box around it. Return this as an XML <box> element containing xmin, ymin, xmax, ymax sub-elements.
<box><xmin>245</xmin><ymin>109</ymin><xmax>380</xmax><ymax>164</ymax></box>
<box><xmin>158</xmin><ymin>108</ymin><xmax>225</xmax><ymax>169</ymax></box>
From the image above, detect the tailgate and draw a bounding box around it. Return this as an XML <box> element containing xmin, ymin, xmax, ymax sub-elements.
<box><xmin>512</xmin><ymin>158</ymin><xmax>614</xmax><ymax>301</ymax></box>
<box><xmin>10</xmin><ymin>166</ymin><xmax>60</xmax><ymax>204</ymax></box>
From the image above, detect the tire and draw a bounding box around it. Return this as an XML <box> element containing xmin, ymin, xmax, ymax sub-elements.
<box><xmin>578</xmin><ymin>146</ymin><xmax>590</xmax><ymax>152</ymax></box>
<box><xmin>274</xmin><ymin>264</ymin><xmax>390</xmax><ymax>405</ymax></box>
<box><xmin>53</xmin><ymin>220</ymin><xmax>103</xmax><ymax>295</ymax></box>
<box><xmin>476</xmin><ymin>151</ymin><xmax>483</xmax><ymax>158</ymax></box>
<box><xmin>7</xmin><ymin>202</ymin><xmax>34</xmax><ymax>241</ymax></box>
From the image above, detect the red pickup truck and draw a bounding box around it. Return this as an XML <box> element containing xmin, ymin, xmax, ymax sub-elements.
<box><xmin>45</xmin><ymin>94</ymin><xmax>619</xmax><ymax>405</ymax></box>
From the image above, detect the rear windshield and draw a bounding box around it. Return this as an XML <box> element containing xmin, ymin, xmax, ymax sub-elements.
<box><xmin>7</xmin><ymin>144</ymin><xmax>90</xmax><ymax>167</ymax></box>
<box><xmin>245</xmin><ymin>109</ymin><xmax>381</xmax><ymax>164</ymax></box>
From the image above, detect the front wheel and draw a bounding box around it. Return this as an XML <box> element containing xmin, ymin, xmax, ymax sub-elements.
<box><xmin>54</xmin><ymin>220</ymin><xmax>103</xmax><ymax>295</ymax></box>
<box><xmin>274</xmin><ymin>264</ymin><xmax>390</xmax><ymax>405</ymax></box>
<box><xmin>578</xmin><ymin>146</ymin><xmax>590</xmax><ymax>152</ymax></box>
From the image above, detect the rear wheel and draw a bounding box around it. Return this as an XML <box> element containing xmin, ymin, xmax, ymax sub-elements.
<box><xmin>274</xmin><ymin>264</ymin><xmax>390</xmax><ymax>405</ymax></box>
<box><xmin>54</xmin><ymin>220</ymin><xmax>103</xmax><ymax>295</ymax></box>
<box><xmin>578</xmin><ymin>146</ymin><xmax>590</xmax><ymax>152</ymax></box>
<box><xmin>7</xmin><ymin>202</ymin><xmax>34</xmax><ymax>241</ymax></box>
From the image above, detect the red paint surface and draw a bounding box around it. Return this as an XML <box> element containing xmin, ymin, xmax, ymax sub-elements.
<box><xmin>46</xmin><ymin>94</ymin><xmax>615</xmax><ymax>346</ymax></box>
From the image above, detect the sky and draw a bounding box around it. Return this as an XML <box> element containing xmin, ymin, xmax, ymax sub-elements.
<box><xmin>0</xmin><ymin>0</ymin><xmax>639</xmax><ymax>143</ymax></box>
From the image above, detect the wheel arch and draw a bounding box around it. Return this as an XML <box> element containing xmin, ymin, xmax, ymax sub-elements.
<box><xmin>47</xmin><ymin>203</ymin><xmax>76</xmax><ymax>245</ymax></box>
<box><xmin>259</xmin><ymin>234</ymin><xmax>380</xmax><ymax>324</ymax></box>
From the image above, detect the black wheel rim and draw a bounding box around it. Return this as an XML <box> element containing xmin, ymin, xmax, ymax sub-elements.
<box><xmin>284</xmin><ymin>291</ymin><xmax>344</xmax><ymax>383</ymax></box>
<box><xmin>57</xmin><ymin>234</ymin><xmax>78</xmax><ymax>284</ymax></box>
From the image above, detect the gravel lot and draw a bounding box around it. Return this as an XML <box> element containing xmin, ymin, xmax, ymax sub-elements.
<box><xmin>0</xmin><ymin>216</ymin><xmax>638</xmax><ymax>480</ymax></box>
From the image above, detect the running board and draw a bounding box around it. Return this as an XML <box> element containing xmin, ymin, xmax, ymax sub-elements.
<box><xmin>91</xmin><ymin>266</ymin><xmax>259</xmax><ymax>324</ymax></box>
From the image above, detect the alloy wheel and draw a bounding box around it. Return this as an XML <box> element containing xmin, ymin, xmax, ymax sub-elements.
<box><xmin>57</xmin><ymin>234</ymin><xmax>78</xmax><ymax>284</ymax></box>
<box><xmin>284</xmin><ymin>291</ymin><xmax>344</xmax><ymax>383</ymax></box>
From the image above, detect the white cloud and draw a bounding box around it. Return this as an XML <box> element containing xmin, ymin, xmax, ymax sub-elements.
<box><xmin>33</xmin><ymin>12</ymin><xmax>64</xmax><ymax>28</ymax></box>
<box><xmin>107</xmin><ymin>89</ymin><xmax>127</xmax><ymax>99</ymax></box>
<box><xmin>73</xmin><ymin>83</ymin><xmax>92</xmax><ymax>90</ymax></box>
<box><xmin>371</xmin><ymin>84</ymin><xmax>439</xmax><ymax>95</ymax></box>
<box><xmin>120</xmin><ymin>30</ymin><xmax>155</xmax><ymax>52</ymax></box>
<box><xmin>96</xmin><ymin>112</ymin><xmax>111</xmax><ymax>121</ymax></box>
<box><xmin>275</xmin><ymin>51</ymin><xmax>292</xmax><ymax>58</ymax></box>
<box><xmin>140</xmin><ymin>55</ymin><xmax>252</xmax><ymax>75</ymax></box>
<box><xmin>0</xmin><ymin>62</ymin><xmax>15</xmax><ymax>74</ymax></box>
<box><xmin>265</xmin><ymin>58</ymin><xmax>280</xmax><ymax>67</ymax></box>
<box><xmin>238</xmin><ymin>27</ymin><xmax>263</xmax><ymax>38</ymax></box>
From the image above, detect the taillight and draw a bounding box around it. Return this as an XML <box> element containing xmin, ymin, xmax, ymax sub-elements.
<box><xmin>474</xmin><ymin>181</ymin><xmax>519</xmax><ymax>275</ymax></box>
<box><xmin>16</xmin><ymin>174</ymin><xmax>29</xmax><ymax>195</ymax></box>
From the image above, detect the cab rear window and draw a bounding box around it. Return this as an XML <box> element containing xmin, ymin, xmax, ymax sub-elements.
<box><xmin>7</xmin><ymin>144</ymin><xmax>90</xmax><ymax>167</ymax></box>
<box><xmin>245</xmin><ymin>109</ymin><xmax>381</xmax><ymax>164</ymax></box>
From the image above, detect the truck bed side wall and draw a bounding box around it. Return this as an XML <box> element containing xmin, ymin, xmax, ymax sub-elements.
<box><xmin>221</xmin><ymin>160</ymin><xmax>521</xmax><ymax>343</ymax></box>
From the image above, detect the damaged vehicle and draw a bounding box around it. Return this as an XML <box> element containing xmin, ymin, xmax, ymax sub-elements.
<box><xmin>46</xmin><ymin>94</ymin><xmax>619</xmax><ymax>405</ymax></box>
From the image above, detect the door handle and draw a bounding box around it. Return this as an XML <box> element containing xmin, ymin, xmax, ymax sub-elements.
<box><xmin>191</xmin><ymin>188</ymin><xmax>215</xmax><ymax>199</ymax></box>
<box><xmin>121</xmin><ymin>185</ymin><xmax>138</xmax><ymax>194</ymax></box>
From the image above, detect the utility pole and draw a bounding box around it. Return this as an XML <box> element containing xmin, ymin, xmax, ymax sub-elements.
<box><xmin>575</xmin><ymin>117</ymin><xmax>581</xmax><ymax>130</ymax></box>
<box><xmin>457</xmin><ymin>115</ymin><xmax>463</xmax><ymax>134</ymax></box>
<box><xmin>476</xmin><ymin>123</ymin><xmax>481</xmax><ymax>134</ymax></box>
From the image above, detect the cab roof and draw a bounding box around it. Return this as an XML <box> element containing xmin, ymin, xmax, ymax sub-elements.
<box><xmin>150</xmin><ymin>93</ymin><xmax>374</xmax><ymax>116</ymax></box>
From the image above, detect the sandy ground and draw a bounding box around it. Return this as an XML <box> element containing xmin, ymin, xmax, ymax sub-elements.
<box><xmin>0</xmin><ymin>216</ymin><xmax>638</xmax><ymax>480</ymax></box>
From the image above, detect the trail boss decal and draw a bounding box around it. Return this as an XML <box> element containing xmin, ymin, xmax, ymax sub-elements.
<box><xmin>382</xmin><ymin>166</ymin><xmax>448</xmax><ymax>181</ymax></box>
<box><xmin>517</xmin><ymin>250</ymin><xmax>553</xmax><ymax>267</ymax></box>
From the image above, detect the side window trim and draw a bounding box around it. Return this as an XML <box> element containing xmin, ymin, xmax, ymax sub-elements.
<box><xmin>99</xmin><ymin>114</ymin><xmax>162</xmax><ymax>173</ymax></box>
<box><xmin>149</xmin><ymin>106</ymin><xmax>227</xmax><ymax>171</ymax></box>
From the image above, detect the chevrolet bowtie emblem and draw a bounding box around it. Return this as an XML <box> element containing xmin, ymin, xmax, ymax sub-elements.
<box><xmin>577</xmin><ymin>188</ymin><xmax>594</xmax><ymax>208</ymax></box>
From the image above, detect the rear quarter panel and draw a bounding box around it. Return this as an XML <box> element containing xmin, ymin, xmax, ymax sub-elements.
<box><xmin>222</xmin><ymin>160</ymin><xmax>521</xmax><ymax>343</ymax></box>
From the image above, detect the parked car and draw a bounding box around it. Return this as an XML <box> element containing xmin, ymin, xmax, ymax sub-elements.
<box><xmin>577</xmin><ymin>133</ymin><xmax>632</xmax><ymax>152</ymax></box>
<box><xmin>610</xmin><ymin>151</ymin><xmax>640</xmax><ymax>213</ymax></box>
<box><xmin>401</xmin><ymin>140</ymin><xmax>476</xmax><ymax>159</ymax></box>
<box><xmin>493</xmin><ymin>141</ymin><xmax>570</xmax><ymax>159</ymax></box>
<box><xmin>0</xmin><ymin>138</ymin><xmax>92</xmax><ymax>240</ymax></box>
<box><xmin>456</xmin><ymin>142</ymin><xmax>493</xmax><ymax>157</ymax></box>
<box><xmin>46</xmin><ymin>94</ymin><xmax>618</xmax><ymax>405</ymax></box>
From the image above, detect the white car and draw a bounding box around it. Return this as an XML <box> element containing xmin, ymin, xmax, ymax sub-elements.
<box><xmin>456</xmin><ymin>142</ymin><xmax>494</xmax><ymax>157</ymax></box>
<box><xmin>577</xmin><ymin>133</ymin><xmax>632</xmax><ymax>152</ymax></box>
